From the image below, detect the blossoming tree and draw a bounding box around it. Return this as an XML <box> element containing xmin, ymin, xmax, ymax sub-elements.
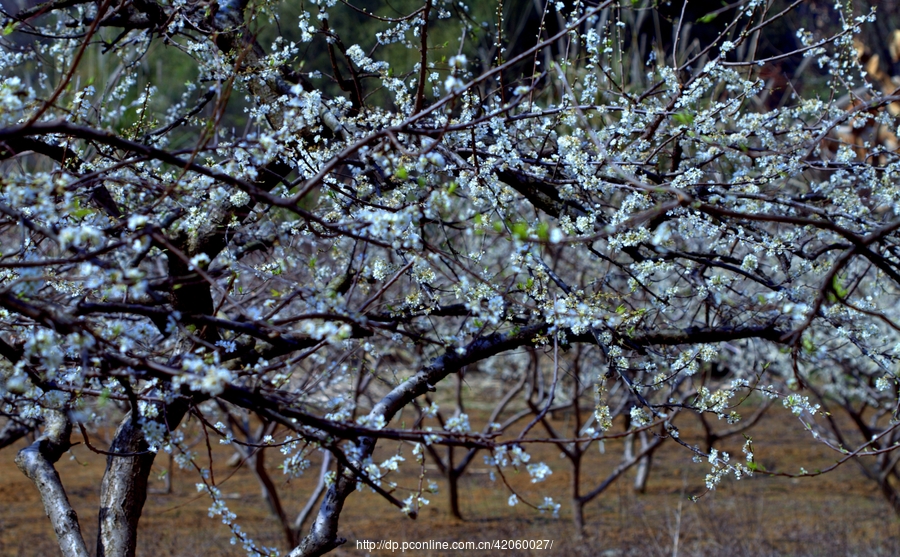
<box><xmin>2</xmin><ymin>0</ymin><xmax>900</xmax><ymax>555</ymax></box>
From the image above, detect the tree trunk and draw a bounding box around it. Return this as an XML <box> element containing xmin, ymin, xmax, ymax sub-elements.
<box><xmin>250</xmin><ymin>446</ymin><xmax>296</xmax><ymax>547</ymax></box>
<box><xmin>289</xmin><ymin>462</ymin><xmax>354</xmax><ymax>557</ymax></box>
<box><xmin>97</xmin><ymin>400</ymin><xmax>188</xmax><ymax>557</ymax></box>
<box><xmin>634</xmin><ymin>430</ymin><xmax>655</xmax><ymax>493</ymax></box>
<box><xmin>572</xmin><ymin>498</ymin><xmax>585</xmax><ymax>535</ymax></box>
<box><xmin>623</xmin><ymin>429</ymin><xmax>635</xmax><ymax>461</ymax></box>
<box><xmin>634</xmin><ymin>453</ymin><xmax>653</xmax><ymax>493</ymax></box>
<box><xmin>448</xmin><ymin>468</ymin><xmax>463</xmax><ymax>520</ymax></box>
<box><xmin>878</xmin><ymin>475</ymin><xmax>900</xmax><ymax>516</ymax></box>
<box><xmin>294</xmin><ymin>452</ymin><xmax>332</xmax><ymax>535</ymax></box>
<box><xmin>16</xmin><ymin>410</ymin><xmax>89</xmax><ymax>557</ymax></box>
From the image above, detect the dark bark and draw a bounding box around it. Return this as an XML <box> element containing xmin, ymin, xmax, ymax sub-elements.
<box><xmin>448</xmin><ymin>465</ymin><xmax>462</xmax><ymax>520</ymax></box>
<box><xmin>96</xmin><ymin>400</ymin><xmax>188</xmax><ymax>557</ymax></box>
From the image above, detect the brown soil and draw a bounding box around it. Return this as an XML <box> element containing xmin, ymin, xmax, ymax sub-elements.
<box><xmin>2</xmin><ymin>406</ymin><xmax>899</xmax><ymax>557</ymax></box>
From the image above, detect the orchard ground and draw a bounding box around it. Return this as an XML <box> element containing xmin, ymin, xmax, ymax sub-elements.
<box><xmin>1</xmin><ymin>397</ymin><xmax>899</xmax><ymax>557</ymax></box>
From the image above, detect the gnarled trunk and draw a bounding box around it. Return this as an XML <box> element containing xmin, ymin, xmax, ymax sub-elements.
<box><xmin>15</xmin><ymin>410</ymin><xmax>89</xmax><ymax>557</ymax></box>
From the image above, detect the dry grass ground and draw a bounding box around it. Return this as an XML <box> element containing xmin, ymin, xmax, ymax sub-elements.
<box><xmin>2</xmin><ymin>404</ymin><xmax>899</xmax><ymax>557</ymax></box>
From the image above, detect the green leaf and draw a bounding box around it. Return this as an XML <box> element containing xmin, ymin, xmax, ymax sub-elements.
<box><xmin>447</xmin><ymin>181</ymin><xmax>458</xmax><ymax>195</ymax></box>
<box><xmin>511</xmin><ymin>221</ymin><xmax>528</xmax><ymax>240</ymax></box>
<box><xmin>537</xmin><ymin>222</ymin><xmax>549</xmax><ymax>241</ymax></box>
<box><xmin>395</xmin><ymin>166</ymin><xmax>408</xmax><ymax>180</ymax></box>
<box><xmin>802</xmin><ymin>335</ymin><xmax>815</xmax><ymax>354</ymax></box>
<box><xmin>673</xmin><ymin>111</ymin><xmax>694</xmax><ymax>126</ymax></box>
<box><xmin>3</xmin><ymin>21</ymin><xmax>17</xmax><ymax>35</ymax></box>
<box><xmin>831</xmin><ymin>274</ymin><xmax>849</xmax><ymax>299</ymax></box>
<box><xmin>697</xmin><ymin>12</ymin><xmax>717</xmax><ymax>24</ymax></box>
